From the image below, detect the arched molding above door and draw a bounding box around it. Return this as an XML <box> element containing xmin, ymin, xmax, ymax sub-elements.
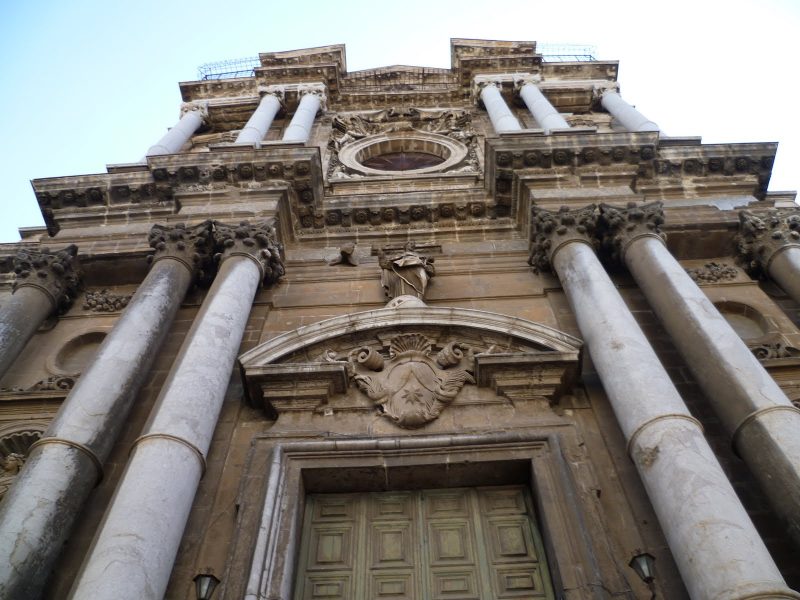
<box><xmin>239</xmin><ymin>306</ymin><xmax>583</xmax><ymax>421</ymax></box>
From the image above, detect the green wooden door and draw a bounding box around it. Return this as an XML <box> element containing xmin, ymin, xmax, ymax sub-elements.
<box><xmin>294</xmin><ymin>485</ymin><xmax>555</xmax><ymax>600</ymax></box>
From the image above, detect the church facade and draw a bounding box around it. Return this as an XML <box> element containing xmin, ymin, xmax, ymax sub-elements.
<box><xmin>1</xmin><ymin>39</ymin><xmax>799</xmax><ymax>599</ymax></box>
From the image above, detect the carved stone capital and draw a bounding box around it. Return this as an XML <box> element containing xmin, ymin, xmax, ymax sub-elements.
<box><xmin>513</xmin><ymin>73</ymin><xmax>541</xmax><ymax>91</ymax></box>
<box><xmin>599</xmin><ymin>201</ymin><xmax>666</xmax><ymax>263</ymax></box>
<box><xmin>737</xmin><ymin>209</ymin><xmax>800</xmax><ymax>275</ymax></box>
<box><xmin>592</xmin><ymin>82</ymin><xmax>619</xmax><ymax>103</ymax></box>
<box><xmin>147</xmin><ymin>221</ymin><xmax>215</xmax><ymax>281</ymax></box>
<box><xmin>180</xmin><ymin>101</ymin><xmax>209</xmax><ymax>122</ymax></box>
<box><xmin>212</xmin><ymin>219</ymin><xmax>285</xmax><ymax>285</ymax></box>
<box><xmin>12</xmin><ymin>245</ymin><xmax>81</xmax><ymax>312</ymax></box>
<box><xmin>297</xmin><ymin>83</ymin><xmax>328</xmax><ymax>111</ymax></box>
<box><xmin>258</xmin><ymin>84</ymin><xmax>285</xmax><ymax>103</ymax></box>
<box><xmin>529</xmin><ymin>205</ymin><xmax>598</xmax><ymax>273</ymax></box>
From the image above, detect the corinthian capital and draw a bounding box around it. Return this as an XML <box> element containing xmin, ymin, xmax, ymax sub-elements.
<box><xmin>529</xmin><ymin>205</ymin><xmax>598</xmax><ymax>273</ymax></box>
<box><xmin>591</xmin><ymin>82</ymin><xmax>619</xmax><ymax>103</ymax></box>
<box><xmin>213</xmin><ymin>219</ymin><xmax>285</xmax><ymax>285</ymax></box>
<box><xmin>147</xmin><ymin>221</ymin><xmax>215</xmax><ymax>281</ymax></box>
<box><xmin>297</xmin><ymin>83</ymin><xmax>328</xmax><ymax>111</ymax></box>
<box><xmin>599</xmin><ymin>201</ymin><xmax>666</xmax><ymax>262</ymax></box>
<box><xmin>12</xmin><ymin>245</ymin><xmax>81</xmax><ymax>312</ymax></box>
<box><xmin>737</xmin><ymin>209</ymin><xmax>800</xmax><ymax>275</ymax></box>
<box><xmin>180</xmin><ymin>101</ymin><xmax>209</xmax><ymax>121</ymax></box>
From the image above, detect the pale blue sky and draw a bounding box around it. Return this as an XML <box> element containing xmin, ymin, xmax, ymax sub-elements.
<box><xmin>1</xmin><ymin>0</ymin><xmax>798</xmax><ymax>242</ymax></box>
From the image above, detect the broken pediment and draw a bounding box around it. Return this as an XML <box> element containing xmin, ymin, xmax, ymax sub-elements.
<box><xmin>239</xmin><ymin>306</ymin><xmax>581</xmax><ymax>424</ymax></box>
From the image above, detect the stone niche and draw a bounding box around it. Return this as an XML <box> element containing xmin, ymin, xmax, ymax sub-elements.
<box><xmin>239</xmin><ymin>306</ymin><xmax>582</xmax><ymax>429</ymax></box>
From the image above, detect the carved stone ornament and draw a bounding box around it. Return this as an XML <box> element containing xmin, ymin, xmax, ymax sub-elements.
<box><xmin>212</xmin><ymin>219</ymin><xmax>285</xmax><ymax>285</ymax></box>
<box><xmin>350</xmin><ymin>333</ymin><xmax>475</xmax><ymax>428</ymax></box>
<box><xmin>147</xmin><ymin>221</ymin><xmax>215</xmax><ymax>282</ymax></box>
<box><xmin>737</xmin><ymin>209</ymin><xmax>800</xmax><ymax>276</ymax></box>
<box><xmin>378</xmin><ymin>241</ymin><xmax>435</xmax><ymax>300</ymax></box>
<box><xmin>599</xmin><ymin>201</ymin><xmax>666</xmax><ymax>263</ymax></box>
<box><xmin>0</xmin><ymin>423</ymin><xmax>46</xmax><ymax>499</ymax></box>
<box><xmin>686</xmin><ymin>262</ymin><xmax>739</xmax><ymax>284</ymax></box>
<box><xmin>12</xmin><ymin>244</ymin><xmax>81</xmax><ymax>313</ymax></box>
<box><xmin>83</xmin><ymin>289</ymin><xmax>132</xmax><ymax>312</ymax></box>
<box><xmin>529</xmin><ymin>205</ymin><xmax>598</xmax><ymax>273</ymax></box>
<box><xmin>327</xmin><ymin>108</ymin><xmax>480</xmax><ymax>179</ymax></box>
<box><xmin>748</xmin><ymin>336</ymin><xmax>800</xmax><ymax>361</ymax></box>
<box><xmin>328</xmin><ymin>243</ymin><xmax>359</xmax><ymax>266</ymax></box>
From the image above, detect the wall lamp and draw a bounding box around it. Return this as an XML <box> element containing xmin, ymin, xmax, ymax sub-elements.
<box><xmin>193</xmin><ymin>571</ymin><xmax>220</xmax><ymax>600</ymax></box>
<box><xmin>629</xmin><ymin>551</ymin><xmax>656</xmax><ymax>599</ymax></box>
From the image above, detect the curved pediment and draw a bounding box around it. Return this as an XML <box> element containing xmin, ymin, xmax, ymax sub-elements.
<box><xmin>240</xmin><ymin>306</ymin><xmax>581</xmax><ymax>367</ymax></box>
<box><xmin>239</xmin><ymin>307</ymin><xmax>582</xmax><ymax>421</ymax></box>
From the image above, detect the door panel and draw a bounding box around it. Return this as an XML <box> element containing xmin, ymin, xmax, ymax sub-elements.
<box><xmin>295</xmin><ymin>486</ymin><xmax>554</xmax><ymax>600</ymax></box>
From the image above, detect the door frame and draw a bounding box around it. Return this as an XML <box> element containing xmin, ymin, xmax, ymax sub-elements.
<box><xmin>228</xmin><ymin>430</ymin><xmax>616</xmax><ymax>600</ymax></box>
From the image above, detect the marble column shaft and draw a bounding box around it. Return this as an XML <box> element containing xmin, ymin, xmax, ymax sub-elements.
<box><xmin>532</xmin><ymin>206</ymin><xmax>798</xmax><ymax>600</ymax></box>
<box><xmin>282</xmin><ymin>90</ymin><xmax>323</xmax><ymax>143</ymax></box>
<box><xmin>69</xmin><ymin>221</ymin><xmax>284</xmax><ymax>600</ymax></box>
<box><xmin>145</xmin><ymin>104</ymin><xmax>207</xmax><ymax>157</ymax></box>
<box><xmin>479</xmin><ymin>83</ymin><xmax>522</xmax><ymax>133</ymax></box>
<box><xmin>600</xmin><ymin>90</ymin><xmax>659</xmax><ymax>132</ymax></box>
<box><xmin>0</xmin><ymin>224</ymin><xmax>212</xmax><ymax>600</ymax></box>
<box><xmin>235</xmin><ymin>92</ymin><xmax>282</xmax><ymax>147</ymax></box>
<box><xmin>0</xmin><ymin>245</ymin><xmax>79</xmax><ymax>379</ymax></box>
<box><xmin>606</xmin><ymin>204</ymin><xmax>800</xmax><ymax>546</ymax></box>
<box><xmin>518</xmin><ymin>82</ymin><xmax>569</xmax><ymax>133</ymax></box>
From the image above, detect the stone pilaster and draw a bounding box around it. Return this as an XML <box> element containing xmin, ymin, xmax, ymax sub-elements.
<box><xmin>533</xmin><ymin>205</ymin><xmax>798</xmax><ymax>600</ymax></box>
<box><xmin>69</xmin><ymin>220</ymin><xmax>284</xmax><ymax>600</ymax></box>
<box><xmin>0</xmin><ymin>245</ymin><xmax>80</xmax><ymax>380</ymax></box>
<box><xmin>601</xmin><ymin>202</ymin><xmax>800</xmax><ymax>548</ymax></box>
<box><xmin>0</xmin><ymin>223</ymin><xmax>214</xmax><ymax>600</ymax></box>
<box><xmin>738</xmin><ymin>209</ymin><xmax>800</xmax><ymax>304</ymax></box>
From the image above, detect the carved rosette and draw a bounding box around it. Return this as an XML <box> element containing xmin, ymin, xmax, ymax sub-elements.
<box><xmin>12</xmin><ymin>244</ymin><xmax>81</xmax><ymax>313</ymax></box>
<box><xmin>147</xmin><ymin>221</ymin><xmax>215</xmax><ymax>282</ymax></box>
<box><xmin>350</xmin><ymin>333</ymin><xmax>475</xmax><ymax>428</ymax></box>
<box><xmin>737</xmin><ymin>209</ymin><xmax>800</xmax><ymax>276</ymax></box>
<box><xmin>686</xmin><ymin>262</ymin><xmax>739</xmax><ymax>284</ymax></box>
<box><xmin>599</xmin><ymin>201</ymin><xmax>666</xmax><ymax>263</ymax></box>
<box><xmin>213</xmin><ymin>220</ymin><xmax>285</xmax><ymax>286</ymax></box>
<box><xmin>529</xmin><ymin>205</ymin><xmax>598</xmax><ymax>273</ymax></box>
<box><xmin>83</xmin><ymin>289</ymin><xmax>132</xmax><ymax>312</ymax></box>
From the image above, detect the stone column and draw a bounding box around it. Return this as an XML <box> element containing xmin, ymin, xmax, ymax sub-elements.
<box><xmin>600</xmin><ymin>202</ymin><xmax>800</xmax><ymax>547</ymax></box>
<box><xmin>739</xmin><ymin>209</ymin><xmax>800</xmax><ymax>304</ymax></box>
<box><xmin>597</xmin><ymin>86</ymin><xmax>659</xmax><ymax>132</ymax></box>
<box><xmin>478</xmin><ymin>81</ymin><xmax>522</xmax><ymax>133</ymax></box>
<box><xmin>531</xmin><ymin>206</ymin><xmax>798</xmax><ymax>600</ymax></box>
<box><xmin>0</xmin><ymin>223</ymin><xmax>213</xmax><ymax>600</ymax></box>
<box><xmin>516</xmin><ymin>77</ymin><xmax>569</xmax><ymax>134</ymax></box>
<box><xmin>282</xmin><ymin>85</ymin><xmax>326</xmax><ymax>143</ymax></box>
<box><xmin>145</xmin><ymin>102</ymin><xmax>208</xmax><ymax>158</ymax></box>
<box><xmin>69</xmin><ymin>220</ymin><xmax>284</xmax><ymax>600</ymax></box>
<box><xmin>234</xmin><ymin>87</ymin><xmax>283</xmax><ymax>147</ymax></box>
<box><xmin>0</xmin><ymin>245</ymin><xmax>80</xmax><ymax>380</ymax></box>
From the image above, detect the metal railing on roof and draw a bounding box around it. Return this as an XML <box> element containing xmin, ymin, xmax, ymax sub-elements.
<box><xmin>195</xmin><ymin>43</ymin><xmax>599</xmax><ymax>81</ymax></box>
<box><xmin>197</xmin><ymin>56</ymin><xmax>260</xmax><ymax>80</ymax></box>
<box><xmin>538</xmin><ymin>43</ymin><xmax>597</xmax><ymax>62</ymax></box>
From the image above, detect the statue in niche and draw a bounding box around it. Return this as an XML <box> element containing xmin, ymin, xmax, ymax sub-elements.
<box><xmin>378</xmin><ymin>242</ymin><xmax>435</xmax><ymax>300</ymax></box>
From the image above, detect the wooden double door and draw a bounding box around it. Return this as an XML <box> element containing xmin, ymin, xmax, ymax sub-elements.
<box><xmin>294</xmin><ymin>485</ymin><xmax>554</xmax><ymax>600</ymax></box>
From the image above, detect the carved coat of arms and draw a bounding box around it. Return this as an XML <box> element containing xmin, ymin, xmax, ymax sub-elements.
<box><xmin>349</xmin><ymin>334</ymin><xmax>474</xmax><ymax>428</ymax></box>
